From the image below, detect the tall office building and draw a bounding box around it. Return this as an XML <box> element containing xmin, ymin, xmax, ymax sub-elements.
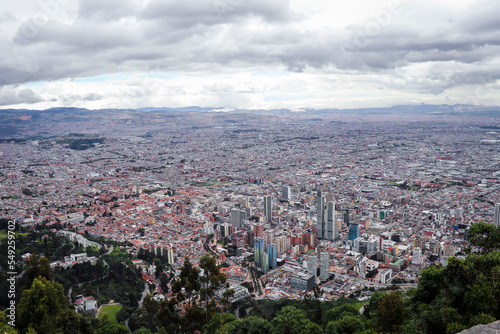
<box><xmin>167</xmin><ymin>247</ymin><xmax>174</xmax><ymax>265</ymax></box>
<box><xmin>316</xmin><ymin>190</ymin><xmax>325</xmax><ymax>239</ymax></box>
<box><xmin>307</xmin><ymin>255</ymin><xmax>318</xmax><ymax>277</ymax></box>
<box><xmin>261</xmin><ymin>251</ymin><xmax>269</xmax><ymax>273</ymax></box>
<box><xmin>326</xmin><ymin>201</ymin><xmax>335</xmax><ymax>241</ymax></box>
<box><xmin>275</xmin><ymin>236</ymin><xmax>285</xmax><ymax>253</ymax></box>
<box><xmin>264</xmin><ymin>229</ymin><xmax>275</xmax><ymax>246</ymax></box>
<box><xmin>282</xmin><ymin>185</ymin><xmax>291</xmax><ymax>200</ymax></box>
<box><xmin>231</xmin><ymin>209</ymin><xmax>241</xmax><ymax>228</ymax></box>
<box><xmin>348</xmin><ymin>222</ymin><xmax>360</xmax><ymax>241</ymax></box>
<box><xmin>231</xmin><ymin>209</ymin><xmax>246</xmax><ymax>228</ymax></box>
<box><xmin>220</xmin><ymin>223</ymin><xmax>233</xmax><ymax>238</ymax></box>
<box><xmin>267</xmin><ymin>244</ymin><xmax>277</xmax><ymax>269</ymax></box>
<box><xmin>320</xmin><ymin>251</ymin><xmax>330</xmax><ymax>281</ymax></box>
<box><xmin>254</xmin><ymin>223</ymin><xmax>264</xmax><ymax>237</ymax></box>
<box><xmin>254</xmin><ymin>237</ymin><xmax>264</xmax><ymax>265</ymax></box>
<box><xmin>495</xmin><ymin>203</ymin><xmax>500</xmax><ymax>228</ymax></box>
<box><xmin>333</xmin><ymin>216</ymin><xmax>340</xmax><ymax>241</ymax></box>
<box><xmin>412</xmin><ymin>247</ymin><xmax>423</xmax><ymax>265</ymax></box>
<box><xmin>264</xmin><ymin>195</ymin><xmax>272</xmax><ymax>223</ymax></box>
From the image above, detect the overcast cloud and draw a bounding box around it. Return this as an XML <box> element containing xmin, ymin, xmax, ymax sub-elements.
<box><xmin>0</xmin><ymin>0</ymin><xmax>499</xmax><ymax>110</ymax></box>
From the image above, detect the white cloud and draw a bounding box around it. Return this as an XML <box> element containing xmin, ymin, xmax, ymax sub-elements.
<box><xmin>0</xmin><ymin>0</ymin><xmax>499</xmax><ymax>109</ymax></box>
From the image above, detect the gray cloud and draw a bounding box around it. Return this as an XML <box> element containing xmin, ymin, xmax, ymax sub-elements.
<box><xmin>0</xmin><ymin>87</ymin><xmax>44</xmax><ymax>106</ymax></box>
<box><xmin>1</xmin><ymin>0</ymin><xmax>500</xmax><ymax>102</ymax></box>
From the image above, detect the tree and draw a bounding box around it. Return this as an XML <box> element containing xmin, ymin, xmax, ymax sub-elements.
<box><xmin>95</xmin><ymin>321</ymin><xmax>129</xmax><ymax>334</ymax></box>
<box><xmin>467</xmin><ymin>313</ymin><xmax>496</xmax><ymax>327</ymax></box>
<box><xmin>468</xmin><ymin>222</ymin><xmax>500</xmax><ymax>252</ymax></box>
<box><xmin>325</xmin><ymin>315</ymin><xmax>364</xmax><ymax>334</ymax></box>
<box><xmin>272</xmin><ymin>306</ymin><xmax>323</xmax><ymax>334</ymax></box>
<box><xmin>18</xmin><ymin>277</ymin><xmax>69</xmax><ymax>333</ymax></box>
<box><xmin>199</xmin><ymin>254</ymin><xmax>228</xmax><ymax>317</ymax></box>
<box><xmin>141</xmin><ymin>294</ymin><xmax>160</xmax><ymax>324</ymax></box>
<box><xmin>410</xmin><ymin>304</ymin><xmax>463</xmax><ymax>334</ymax></box>
<box><xmin>172</xmin><ymin>257</ymin><xmax>200</xmax><ymax>308</ymax></box>
<box><xmin>56</xmin><ymin>307</ymin><xmax>94</xmax><ymax>334</ymax></box>
<box><xmin>374</xmin><ymin>291</ymin><xmax>406</xmax><ymax>333</ymax></box>
<box><xmin>219</xmin><ymin>316</ymin><xmax>274</xmax><ymax>334</ymax></box>
<box><xmin>464</xmin><ymin>275</ymin><xmax>497</xmax><ymax>317</ymax></box>
<box><xmin>0</xmin><ymin>311</ymin><xmax>18</xmax><ymax>334</ymax></box>
<box><xmin>322</xmin><ymin>304</ymin><xmax>360</xmax><ymax>329</ymax></box>
<box><xmin>202</xmin><ymin>313</ymin><xmax>236</xmax><ymax>334</ymax></box>
<box><xmin>157</xmin><ymin>298</ymin><xmax>181</xmax><ymax>332</ymax></box>
<box><xmin>22</xmin><ymin>188</ymin><xmax>33</xmax><ymax>196</ymax></box>
<box><xmin>363</xmin><ymin>291</ymin><xmax>384</xmax><ymax>319</ymax></box>
<box><xmin>412</xmin><ymin>264</ymin><xmax>443</xmax><ymax>305</ymax></box>
<box><xmin>25</xmin><ymin>253</ymin><xmax>52</xmax><ymax>288</ymax></box>
<box><xmin>441</xmin><ymin>257</ymin><xmax>470</xmax><ymax>312</ymax></box>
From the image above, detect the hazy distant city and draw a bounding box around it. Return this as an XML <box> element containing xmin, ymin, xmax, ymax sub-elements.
<box><xmin>2</xmin><ymin>106</ymin><xmax>499</xmax><ymax>299</ymax></box>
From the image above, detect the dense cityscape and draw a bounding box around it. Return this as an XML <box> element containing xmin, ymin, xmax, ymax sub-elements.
<box><xmin>1</xmin><ymin>107</ymin><xmax>500</xmax><ymax>333</ymax></box>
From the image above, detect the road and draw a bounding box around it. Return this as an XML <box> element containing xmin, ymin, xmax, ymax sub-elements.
<box><xmin>105</xmin><ymin>245</ymin><xmax>114</xmax><ymax>255</ymax></box>
<box><xmin>137</xmin><ymin>283</ymin><xmax>149</xmax><ymax>309</ymax></box>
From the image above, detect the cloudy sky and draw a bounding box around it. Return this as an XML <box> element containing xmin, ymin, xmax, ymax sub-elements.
<box><xmin>1</xmin><ymin>0</ymin><xmax>500</xmax><ymax>110</ymax></box>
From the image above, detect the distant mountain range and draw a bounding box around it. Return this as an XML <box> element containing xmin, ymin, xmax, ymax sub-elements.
<box><xmin>0</xmin><ymin>104</ymin><xmax>498</xmax><ymax>140</ymax></box>
<box><xmin>2</xmin><ymin>104</ymin><xmax>500</xmax><ymax>115</ymax></box>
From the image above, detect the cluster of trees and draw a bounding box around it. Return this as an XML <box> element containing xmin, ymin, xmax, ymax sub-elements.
<box><xmin>201</xmin><ymin>301</ymin><xmax>365</xmax><ymax>334</ymax></box>
<box><xmin>0</xmin><ymin>254</ymin><xmax>95</xmax><ymax>334</ymax></box>
<box><xmin>136</xmin><ymin>254</ymin><xmax>234</xmax><ymax>333</ymax></box>
<box><xmin>53</xmin><ymin>260</ymin><xmax>108</xmax><ymax>288</ymax></box>
<box><xmin>70</xmin><ymin>248</ymin><xmax>144</xmax><ymax>309</ymax></box>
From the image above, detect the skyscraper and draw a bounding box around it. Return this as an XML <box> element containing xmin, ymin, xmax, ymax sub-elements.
<box><xmin>231</xmin><ymin>209</ymin><xmax>241</xmax><ymax>228</ymax></box>
<box><xmin>316</xmin><ymin>190</ymin><xmax>325</xmax><ymax>239</ymax></box>
<box><xmin>254</xmin><ymin>237</ymin><xmax>264</xmax><ymax>264</ymax></box>
<box><xmin>308</xmin><ymin>255</ymin><xmax>318</xmax><ymax>277</ymax></box>
<box><xmin>254</xmin><ymin>223</ymin><xmax>264</xmax><ymax>237</ymax></box>
<box><xmin>267</xmin><ymin>244</ymin><xmax>277</xmax><ymax>269</ymax></box>
<box><xmin>264</xmin><ymin>195</ymin><xmax>272</xmax><ymax>223</ymax></box>
<box><xmin>320</xmin><ymin>251</ymin><xmax>330</xmax><ymax>280</ymax></box>
<box><xmin>348</xmin><ymin>222</ymin><xmax>360</xmax><ymax>241</ymax></box>
<box><xmin>333</xmin><ymin>216</ymin><xmax>340</xmax><ymax>241</ymax></box>
<box><xmin>495</xmin><ymin>203</ymin><xmax>500</xmax><ymax>228</ymax></box>
<box><xmin>167</xmin><ymin>246</ymin><xmax>174</xmax><ymax>265</ymax></box>
<box><xmin>326</xmin><ymin>200</ymin><xmax>335</xmax><ymax>241</ymax></box>
<box><xmin>262</xmin><ymin>251</ymin><xmax>269</xmax><ymax>273</ymax></box>
<box><xmin>282</xmin><ymin>185</ymin><xmax>291</xmax><ymax>200</ymax></box>
<box><xmin>264</xmin><ymin>229</ymin><xmax>274</xmax><ymax>246</ymax></box>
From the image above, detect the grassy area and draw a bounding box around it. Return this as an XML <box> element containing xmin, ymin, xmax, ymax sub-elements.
<box><xmin>98</xmin><ymin>304</ymin><xmax>121</xmax><ymax>323</ymax></box>
<box><xmin>0</xmin><ymin>230</ymin><xmax>28</xmax><ymax>240</ymax></box>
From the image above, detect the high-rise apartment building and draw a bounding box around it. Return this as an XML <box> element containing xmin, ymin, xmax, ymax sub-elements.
<box><xmin>316</xmin><ymin>190</ymin><xmax>325</xmax><ymax>239</ymax></box>
<box><xmin>308</xmin><ymin>255</ymin><xmax>318</xmax><ymax>277</ymax></box>
<box><xmin>264</xmin><ymin>195</ymin><xmax>272</xmax><ymax>223</ymax></box>
<box><xmin>282</xmin><ymin>185</ymin><xmax>291</xmax><ymax>200</ymax></box>
<box><xmin>320</xmin><ymin>251</ymin><xmax>330</xmax><ymax>280</ymax></box>
<box><xmin>326</xmin><ymin>200</ymin><xmax>335</xmax><ymax>241</ymax></box>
